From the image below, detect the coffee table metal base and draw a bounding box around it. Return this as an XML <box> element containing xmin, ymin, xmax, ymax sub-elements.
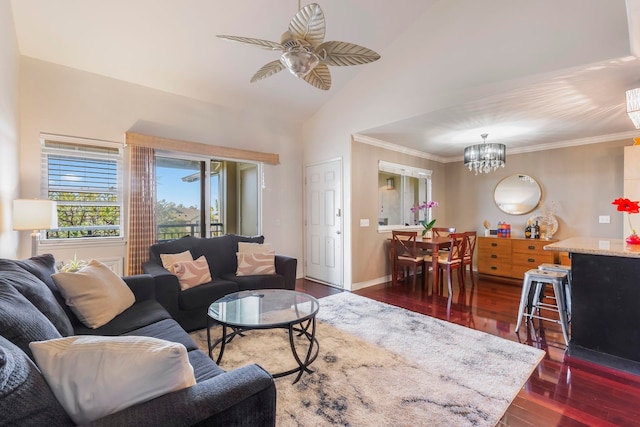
<box><xmin>207</xmin><ymin>316</ymin><xmax>319</xmax><ymax>384</ymax></box>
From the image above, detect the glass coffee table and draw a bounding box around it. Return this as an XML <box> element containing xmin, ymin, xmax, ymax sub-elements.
<box><xmin>206</xmin><ymin>289</ymin><xmax>320</xmax><ymax>383</ymax></box>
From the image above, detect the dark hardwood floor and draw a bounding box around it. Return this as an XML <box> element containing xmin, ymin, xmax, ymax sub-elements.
<box><xmin>296</xmin><ymin>274</ymin><xmax>640</xmax><ymax>427</ymax></box>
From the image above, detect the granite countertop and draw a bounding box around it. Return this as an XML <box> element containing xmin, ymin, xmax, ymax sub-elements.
<box><xmin>544</xmin><ymin>237</ymin><xmax>640</xmax><ymax>258</ymax></box>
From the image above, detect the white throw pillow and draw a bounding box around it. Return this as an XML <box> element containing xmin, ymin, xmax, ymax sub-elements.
<box><xmin>160</xmin><ymin>250</ymin><xmax>193</xmax><ymax>270</ymax></box>
<box><xmin>238</xmin><ymin>242</ymin><xmax>273</xmax><ymax>253</ymax></box>
<box><xmin>236</xmin><ymin>251</ymin><xmax>276</xmax><ymax>276</ymax></box>
<box><xmin>29</xmin><ymin>335</ymin><xmax>196</xmax><ymax>425</ymax></box>
<box><xmin>169</xmin><ymin>256</ymin><xmax>212</xmax><ymax>290</ymax></box>
<box><xmin>52</xmin><ymin>260</ymin><xmax>135</xmax><ymax>329</ymax></box>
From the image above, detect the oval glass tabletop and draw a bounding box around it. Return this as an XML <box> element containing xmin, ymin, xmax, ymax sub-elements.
<box><xmin>207</xmin><ymin>289</ymin><xmax>320</xmax><ymax>328</ymax></box>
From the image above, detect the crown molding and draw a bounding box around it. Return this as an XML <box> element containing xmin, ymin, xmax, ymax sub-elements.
<box><xmin>352</xmin><ymin>134</ymin><xmax>447</xmax><ymax>163</ymax></box>
<box><xmin>355</xmin><ymin>131</ymin><xmax>640</xmax><ymax>164</ymax></box>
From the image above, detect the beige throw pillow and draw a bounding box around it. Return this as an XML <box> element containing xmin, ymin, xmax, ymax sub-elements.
<box><xmin>236</xmin><ymin>251</ymin><xmax>276</xmax><ymax>276</ymax></box>
<box><xmin>169</xmin><ymin>256</ymin><xmax>212</xmax><ymax>290</ymax></box>
<box><xmin>52</xmin><ymin>260</ymin><xmax>135</xmax><ymax>329</ymax></box>
<box><xmin>30</xmin><ymin>335</ymin><xmax>196</xmax><ymax>425</ymax></box>
<box><xmin>238</xmin><ymin>242</ymin><xmax>273</xmax><ymax>253</ymax></box>
<box><xmin>160</xmin><ymin>250</ymin><xmax>193</xmax><ymax>270</ymax></box>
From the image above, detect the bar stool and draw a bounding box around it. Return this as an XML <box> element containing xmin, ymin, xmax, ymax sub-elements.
<box><xmin>538</xmin><ymin>263</ymin><xmax>571</xmax><ymax>320</ymax></box>
<box><xmin>515</xmin><ymin>269</ymin><xmax>570</xmax><ymax>345</ymax></box>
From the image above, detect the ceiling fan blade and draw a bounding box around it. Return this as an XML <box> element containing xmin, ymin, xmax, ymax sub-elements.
<box><xmin>317</xmin><ymin>41</ymin><xmax>381</xmax><ymax>66</ymax></box>
<box><xmin>250</xmin><ymin>60</ymin><xmax>286</xmax><ymax>83</ymax></box>
<box><xmin>302</xmin><ymin>63</ymin><xmax>331</xmax><ymax>90</ymax></box>
<box><xmin>288</xmin><ymin>3</ymin><xmax>325</xmax><ymax>47</ymax></box>
<box><xmin>217</xmin><ymin>35</ymin><xmax>283</xmax><ymax>51</ymax></box>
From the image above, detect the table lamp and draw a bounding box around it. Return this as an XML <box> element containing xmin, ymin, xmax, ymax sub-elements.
<box><xmin>12</xmin><ymin>199</ymin><xmax>58</xmax><ymax>257</ymax></box>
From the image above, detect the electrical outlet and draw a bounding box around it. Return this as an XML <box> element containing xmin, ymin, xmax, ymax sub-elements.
<box><xmin>359</xmin><ymin>219</ymin><xmax>370</xmax><ymax>227</ymax></box>
<box><xmin>599</xmin><ymin>215</ymin><xmax>610</xmax><ymax>224</ymax></box>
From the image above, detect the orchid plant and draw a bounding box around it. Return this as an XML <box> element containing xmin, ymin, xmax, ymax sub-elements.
<box><xmin>411</xmin><ymin>200</ymin><xmax>438</xmax><ymax>236</ymax></box>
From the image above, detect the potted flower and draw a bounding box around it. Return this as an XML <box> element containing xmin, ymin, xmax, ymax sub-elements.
<box><xmin>411</xmin><ymin>200</ymin><xmax>438</xmax><ymax>237</ymax></box>
<box><xmin>612</xmin><ymin>197</ymin><xmax>640</xmax><ymax>245</ymax></box>
<box><xmin>59</xmin><ymin>254</ymin><xmax>88</xmax><ymax>272</ymax></box>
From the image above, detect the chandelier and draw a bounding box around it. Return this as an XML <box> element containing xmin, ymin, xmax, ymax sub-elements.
<box><xmin>626</xmin><ymin>88</ymin><xmax>640</xmax><ymax>129</ymax></box>
<box><xmin>463</xmin><ymin>133</ymin><xmax>506</xmax><ymax>175</ymax></box>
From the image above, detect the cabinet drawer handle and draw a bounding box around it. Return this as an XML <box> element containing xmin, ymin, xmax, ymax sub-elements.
<box><xmin>528</xmin><ymin>258</ymin><xmax>535</xmax><ymax>263</ymax></box>
<box><xmin>490</xmin><ymin>266</ymin><xmax>497</xmax><ymax>270</ymax></box>
<box><xmin>528</xmin><ymin>245</ymin><xmax>535</xmax><ymax>250</ymax></box>
<box><xmin>491</xmin><ymin>254</ymin><xmax>497</xmax><ymax>258</ymax></box>
<box><xmin>491</xmin><ymin>242</ymin><xmax>498</xmax><ymax>247</ymax></box>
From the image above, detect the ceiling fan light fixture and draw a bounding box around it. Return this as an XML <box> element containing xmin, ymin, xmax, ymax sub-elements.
<box><xmin>463</xmin><ymin>133</ymin><xmax>506</xmax><ymax>175</ymax></box>
<box><xmin>281</xmin><ymin>50</ymin><xmax>319</xmax><ymax>78</ymax></box>
<box><xmin>626</xmin><ymin>88</ymin><xmax>640</xmax><ymax>129</ymax></box>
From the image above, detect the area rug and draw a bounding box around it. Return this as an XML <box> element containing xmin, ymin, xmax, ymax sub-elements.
<box><xmin>190</xmin><ymin>292</ymin><xmax>544</xmax><ymax>426</ymax></box>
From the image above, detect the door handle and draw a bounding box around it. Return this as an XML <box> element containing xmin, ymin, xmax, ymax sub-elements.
<box><xmin>336</xmin><ymin>230</ymin><xmax>341</xmax><ymax>235</ymax></box>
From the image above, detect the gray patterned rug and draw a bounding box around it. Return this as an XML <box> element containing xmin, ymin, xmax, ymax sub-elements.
<box><xmin>190</xmin><ymin>292</ymin><xmax>544</xmax><ymax>426</ymax></box>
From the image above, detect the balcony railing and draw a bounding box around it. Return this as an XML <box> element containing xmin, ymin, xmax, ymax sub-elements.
<box><xmin>157</xmin><ymin>222</ymin><xmax>223</xmax><ymax>242</ymax></box>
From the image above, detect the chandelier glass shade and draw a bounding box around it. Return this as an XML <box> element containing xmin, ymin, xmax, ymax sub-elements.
<box><xmin>626</xmin><ymin>88</ymin><xmax>640</xmax><ymax>129</ymax></box>
<box><xmin>463</xmin><ymin>134</ymin><xmax>506</xmax><ymax>175</ymax></box>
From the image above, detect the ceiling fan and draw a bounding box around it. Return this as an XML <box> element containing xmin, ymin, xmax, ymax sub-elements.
<box><xmin>217</xmin><ymin>3</ymin><xmax>381</xmax><ymax>90</ymax></box>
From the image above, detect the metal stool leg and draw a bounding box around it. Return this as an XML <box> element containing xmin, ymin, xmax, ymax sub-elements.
<box><xmin>516</xmin><ymin>274</ymin><xmax>534</xmax><ymax>333</ymax></box>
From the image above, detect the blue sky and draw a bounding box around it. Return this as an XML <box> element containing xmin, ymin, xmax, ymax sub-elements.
<box><xmin>156</xmin><ymin>166</ymin><xmax>219</xmax><ymax>208</ymax></box>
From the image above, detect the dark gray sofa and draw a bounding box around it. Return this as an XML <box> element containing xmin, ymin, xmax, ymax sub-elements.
<box><xmin>0</xmin><ymin>254</ymin><xmax>276</xmax><ymax>426</ymax></box>
<box><xmin>143</xmin><ymin>234</ymin><xmax>297</xmax><ymax>332</ymax></box>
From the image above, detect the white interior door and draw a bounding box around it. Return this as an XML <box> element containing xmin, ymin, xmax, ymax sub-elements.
<box><xmin>305</xmin><ymin>159</ymin><xmax>342</xmax><ymax>287</ymax></box>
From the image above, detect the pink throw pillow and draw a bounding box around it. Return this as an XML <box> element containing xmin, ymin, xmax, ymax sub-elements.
<box><xmin>236</xmin><ymin>251</ymin><xmax>276</xmax><ymax>276</ymax></box>
<box><xmin>169</xmin><ymin>256</ymin><xmax>212</xmax><ymax>290</ymax></box>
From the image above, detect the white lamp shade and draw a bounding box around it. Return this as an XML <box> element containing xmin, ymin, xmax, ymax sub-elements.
<box><xmin>13</xmin><ymin>199</ymin><xmax>58</xmax><ymax>231</ymax></box>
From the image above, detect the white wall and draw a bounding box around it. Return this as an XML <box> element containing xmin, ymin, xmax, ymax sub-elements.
<box><xmin>18</xmin><ymin>58</ymin><xmax>304</xmax><ymax>275</ymax></box>
<box><xmin>0</xmin><ymin>0</ymin><xmax>20</xmax><ymax>258</ymax></box>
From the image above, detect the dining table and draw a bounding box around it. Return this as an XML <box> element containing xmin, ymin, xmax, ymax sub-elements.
<box><xmin>389</xmin><ymin>234</ymin><xmax>452</xmax><ymax>288</ymax></box>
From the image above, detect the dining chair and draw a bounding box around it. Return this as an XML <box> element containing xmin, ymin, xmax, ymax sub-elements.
<box><xmin>391</xmin><ymin>230</ymin><xmax>426</xmax><ymax>287</ymax></box>
<box><xmin>432</xmin><ymin>227</ymin><xmax>456</xmax><ymax>237</ymax></box>
<box><xmin>424</xmin><ymin>232</ymin><xmax>466</xmax><ymax>297</ymax></box>
<box><xmin>462</xmin><ymin>231</ymin><xmax>477</xmax><ymax>285</ymax></box>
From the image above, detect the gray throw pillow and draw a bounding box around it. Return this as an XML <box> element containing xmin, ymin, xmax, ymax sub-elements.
<box><xmin>0</xmin><ymin>259</ymin><xmax>73</xmax><ymax>336</ymax></box>
<box><xmin>0</xmin><ymin>283</ymin><xmax>62</xmax><ymax>360</ymax></box>
<box><xmin>0</xmin><ymin>335</ymin><xmax>72</xmax><ymax>425</ymax></box>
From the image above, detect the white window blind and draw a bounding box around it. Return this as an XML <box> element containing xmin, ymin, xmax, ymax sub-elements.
<box><xmin>41</xmin><ymin>136</ymin><xmax>123</xmax><ymax>239</ymax></box>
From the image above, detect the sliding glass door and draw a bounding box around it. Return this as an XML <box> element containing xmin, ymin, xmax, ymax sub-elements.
<box><xmin>155</xmin><ymin>155</ymin><xmax>260</xmax><ymax>242</ymax></box>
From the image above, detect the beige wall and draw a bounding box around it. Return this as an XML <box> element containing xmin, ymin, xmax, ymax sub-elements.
<box><xmin>444</xmin><ymin>139</ymin><xmax>629</xmax><ymax>242</ymax></box>
<box><xmin>350</xmin><ymin>140</ymin><xmax>445</xmax><ymax>289</ymax></box>
<box><xmin>0</xmin><ymin>2</ymin><xmax>19</xmax><ymax>257</ymax></box>
<box><xmin>17</xmin><ymin>58</ymin><xmax>304</xmax><ymax>274</ymax></box>
<box><xmin>350</xmin><ymin>138</ymin><xmax>630</xmax><ymax>289</ymax></box>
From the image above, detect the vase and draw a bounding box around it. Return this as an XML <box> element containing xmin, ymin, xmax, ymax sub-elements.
<box><xmin>422</xmin><ymin>229</ymin><xmax>432</xmax><ymax>239</ymax></box>
<box><xmin>626</xmin><ymin>233</ymin><xmax>640</xmax><ymax>245</ymax></box>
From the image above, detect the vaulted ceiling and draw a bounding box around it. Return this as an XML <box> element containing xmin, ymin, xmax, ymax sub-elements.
<box><xmin>10</xmin><ymin>0</ymin><xmax>640</xmax><ymax>159</ymax></box>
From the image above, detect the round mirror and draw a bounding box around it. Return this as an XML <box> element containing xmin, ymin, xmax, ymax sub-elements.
<box><xmin>493</xmin><ymin>174</ymin><xmax>541</xmax><ymax>215</ymax></box>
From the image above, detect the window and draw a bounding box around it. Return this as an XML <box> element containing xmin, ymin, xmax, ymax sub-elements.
<box><xmin>41</xmin><ymin>135</ymin><xmax>123</xmax><ymax>239</ymax></box>
<box><xmin>378</xmin><ymin>161</ymin><xmax>432</xmax><ymax>231</ymax></box>
<box><xmin>155</xmin><ymin>154</ymin><xmax>260</xmax><ymax>242</ymax></box>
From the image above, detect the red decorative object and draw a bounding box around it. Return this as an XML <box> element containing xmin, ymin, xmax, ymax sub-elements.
<box><xmin>626</xmin><ymin>234</ymin><xmax>640</xmax><ymax>245</ymax></box>
<box><xmin>612</xmin><ymin>197</ymin><xmax>640</xmax><ymax>242</ymax></box>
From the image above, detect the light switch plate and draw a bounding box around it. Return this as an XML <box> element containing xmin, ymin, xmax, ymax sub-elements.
<box><xmin>599</xmin><ymin>215</ymin><xmax>610</xmax><ymax>224</ymax></box>
<box><xmin>360</xmin><ymin>219</ymin><xmax>370</xmax><ymax>227</ymax></box>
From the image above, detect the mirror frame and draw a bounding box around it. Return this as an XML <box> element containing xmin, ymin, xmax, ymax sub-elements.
<box><xmin>493</xmin><ymin>174</ymin><xmax>541</xmax><ymax>215</ymax></box>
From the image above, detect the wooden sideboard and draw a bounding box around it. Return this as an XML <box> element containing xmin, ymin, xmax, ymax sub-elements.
<box><xmin>478</xmin><ymin>236</ymin><xmax>558</xmax><ymax>281</ymax></box>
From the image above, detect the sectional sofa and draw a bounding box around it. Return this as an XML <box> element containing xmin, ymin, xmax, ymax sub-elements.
<box><xmin>0</xmin><ymin>254</ymin><xmax>276</xmax><ymax>426</ymax></box>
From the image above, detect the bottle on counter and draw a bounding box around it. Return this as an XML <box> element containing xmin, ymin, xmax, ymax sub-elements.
<box><xmin>534</xmin><ymin>221</ymin><xmax>540</xmax><ymax>239</ymax></box>
<box><xmin>525</xmin><ymin>220</ymin><xmax>532</xmax><ymax>239</ymax></box>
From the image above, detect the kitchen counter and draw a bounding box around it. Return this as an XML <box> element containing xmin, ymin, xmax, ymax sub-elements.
<box><xmin>544</xmin><ymin>237</ymin><xmax>640</xmax><ymax>258</ymax></box>
<box><xmin>544</xmin><ymin>237</ymin><xmax>640</xmax><ymax>375</ymax></box>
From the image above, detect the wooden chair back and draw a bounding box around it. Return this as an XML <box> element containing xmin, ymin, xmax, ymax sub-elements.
<box><xmin>392</xmin><ymin>230</ymin><xmax>419</xmax><ymax>258</ymax></box>
<box><xmin>444</xmin><ymin>232</ymin><xmax>466</xmax><ymax>264</ymax></box>
<box><xmin>432</xmin><ymin>227</ymin><xmax>456</xmax><ymax>237</ymax></box>
<box><xmin>464</xmin><ymin>231</ymin><xmax>477</xmax><ymax>261</ymax></box>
